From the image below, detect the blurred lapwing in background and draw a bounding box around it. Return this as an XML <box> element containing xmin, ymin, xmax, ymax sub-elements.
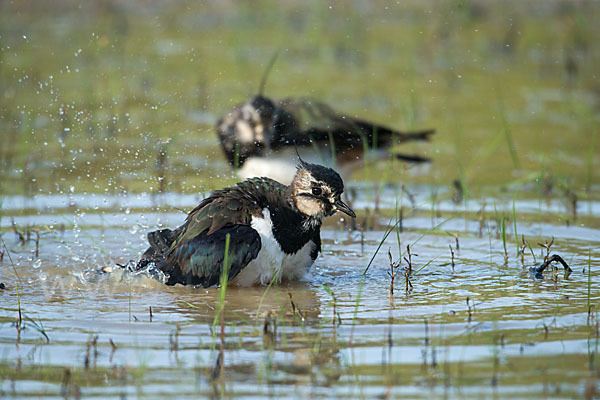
<box><xmin>216</xmin><ymin>53</ymin><xmax>435</xmax><ymax>184</ymax></box>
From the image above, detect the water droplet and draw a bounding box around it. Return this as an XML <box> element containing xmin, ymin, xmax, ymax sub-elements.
<box><xmin>33</xmin><ymin>259</ymin><xmax>42</xmax><ymax>269</ymax></box>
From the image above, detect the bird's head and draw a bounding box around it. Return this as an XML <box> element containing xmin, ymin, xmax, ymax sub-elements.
<box><xmin>236</xmin><ymin>95</ymin><xmax>276</xmax><ymax>151</ymax></box>
<box><xmin>249</xmin><ymin>95</ymin><xmax>276</xmax><ymax>121</ymax></box>
<box><xmin>290</xmin><ymin>160</ymin><xmax>356</xmax><ymax>220</ymax></box>
<box><xmin>217</xmin><ymin>95</ymin><xmax>277</xmax><ymax>167</ymax></box>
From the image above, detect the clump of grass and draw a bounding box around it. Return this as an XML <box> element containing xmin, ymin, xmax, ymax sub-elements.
<box><xmin>0</xmin><ymin>236</ymin><xmax>37</xmax><ymax>342</ymax></box>
<box><xmin>262</xmin><ymin>310</ymin><xmax>277</xmax><ymax>349</ymax></box>
<box><xmin>18</xmin><ymin>314</ymin><xmax>50</xmax><ymax>344</ymax></box>
<box><xmin>84</xmin><ymin>334</ymin><xmax>99</xmax><ymax>369</ymax></box>
<box><xmin>538</xmin><ymin>237</ymin><xmax>555</xmax><ymax>263</ymax></box>
<box><xmin>466</xmin><ymin>297</ymin><xmax>473</xmax><ymax>323</ymax></box>
<box><xmin>322</xmin><ymin>285</ymin><xmax>341</xmax><ymax>328</ymax></box>
<box><xmin>518</xmin><ymin>235</ymin><xmax>527</xmax><ymax>265</ymax></box>
<box><xmin>11</xmin><ymin>219</ymin><xmax>26</xmax><ymax>246</ymax></box>
<box><xmin>403</xmin><ymin>266</ymin><xmax>414</xmax><ymax>293</ymax></box>
<box><xmin>387</xmin><ymin>249</ymin><xmax>400</xmax><ymax>297</ymax></box>
<box><xmin>404</xmin><ymin>244</ymin><xmax>416</xmax><ymax>278</ymax></box>
<box><xmin>109</xmin><ymin>338</ymin><xmax>117</xmax><ymax>363</ymax></box>
<box><xmin>363</xmin><ymin>217</ymin><xmax>400</xmax><ymax>275</ymax></box>
<box><xmin>287</xmin><ymin>292</ymin><xmax>305</xmax><ymax>324</ymax></box>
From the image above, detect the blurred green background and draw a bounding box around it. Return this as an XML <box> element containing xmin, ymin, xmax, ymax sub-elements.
<box><xmin>1</xmin><ymin>0</ymin><xmax>598</xmax><ymax>199</ymax></box>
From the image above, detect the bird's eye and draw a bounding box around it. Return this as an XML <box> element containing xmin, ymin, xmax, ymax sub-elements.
<box><xmin>311</xmin><ymin>187</ymin><xmax>322</xmax><ymax>196</ymax></box>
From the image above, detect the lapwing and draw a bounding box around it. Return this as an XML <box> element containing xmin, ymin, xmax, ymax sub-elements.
<box><xmin>137</xmin><ymin>159</ymin><xmax>356</xmax><ymax>287</ymax></box>
<box><xmin>216</xmin><ymin>94</ymin><xmax>435</xmax><ymax>184</ymax></box>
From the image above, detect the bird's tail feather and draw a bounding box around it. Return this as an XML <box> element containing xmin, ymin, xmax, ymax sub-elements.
<box><xmin>147</xmin><ymin>228</ymin><xmax>176</xmax><ymax>254</ymax></box>
<box><xmin>393</xmin><ymin>128</ymin><xmax>435</xmax><ymax>143</ymax></box>
<box><xmin>394</xmin><ymin>152</ymin><xmax>431</xmax><ymax>163</ymax></box>
<box><xmin>354</xmin><ymin>119</ymin><xmax>435</xmax><ymax>146</ymax></box>
<box><xmin>131</xmin><ymin>228</ymin><xmax>177</xmax><ymax>271</ymax></box>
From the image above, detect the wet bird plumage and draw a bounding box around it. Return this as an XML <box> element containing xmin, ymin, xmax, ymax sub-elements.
<box><xmin>217</xmin><ymin>95</ymin><xmax>435</xmax><ymax>183</ymax></box>
<box><xmin>138</xmin><ymin>161</ymin><xmax>354</xmax><ymax>287</ymax></box>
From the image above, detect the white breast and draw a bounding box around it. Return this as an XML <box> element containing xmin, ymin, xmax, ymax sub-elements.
<box><xmin>281</xmin><ymin>240</ymin><xmax>316</xmax><ymax>281</ymax></box>
<box><xmin>229</xmin><ymin>208</ymin><xmax>316</xmax><ymax>287</ymax></box>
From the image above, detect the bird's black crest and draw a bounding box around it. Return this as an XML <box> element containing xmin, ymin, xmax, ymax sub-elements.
<box><xmin>296</xmin><ymin>157</ymin><xmax>344</xmax><ymax>194</ymax></box>
<box><xmin>250</xmin><ymin>95</ymin><xmax>276</xmax><ymax>118</ymax></box>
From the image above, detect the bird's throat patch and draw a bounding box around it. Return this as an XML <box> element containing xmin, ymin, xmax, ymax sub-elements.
<box><xmin>295</xmin><ymin>196</ymin><xmax>324</xmax><ymax>218</ymax></box>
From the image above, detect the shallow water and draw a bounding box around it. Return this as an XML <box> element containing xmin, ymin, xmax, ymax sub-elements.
<box><xmin>1</xmin><ymin>1</ymin><xmax>600</xmax><ymax>398</ymax></box>
<box><xmin>1</xmin><ymin>188</ymin><xmax>599</xmax><ymax>399</ymax></box>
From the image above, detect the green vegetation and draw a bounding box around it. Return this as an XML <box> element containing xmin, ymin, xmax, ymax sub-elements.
<box><xmin>1</xmin><ymin>1</ymin><xmax>599</xmax><ymax>399</ymax></box>
<box><xmin>0</xmin><ymin>1</ymin><xmax>598</xmax><ymax>199</ymax></box>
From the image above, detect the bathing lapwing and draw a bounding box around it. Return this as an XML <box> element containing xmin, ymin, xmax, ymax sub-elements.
<box><xmin>216</xmin><ymin>95</ymin><xmax>435</xmax><ymax>184</ymax></box>
<box><xmin>138</xmin><ymin>159</ymin><xmax>355</xmax><ymax>287</ymax></box>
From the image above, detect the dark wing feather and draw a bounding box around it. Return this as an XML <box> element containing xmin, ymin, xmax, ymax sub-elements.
<box><xmin>137</xmin><ymin>227</ymin><xmax>184</xmax><ymax>267</ymax></box>
<box><xmin>174</xmin><ymin>190</ymin><xmax>257</xmax><ymax>246</ymax></box>
<box><xmin>160</xmin><ymin>224</ymin><xmax>261</xmax><ymax>287</ymax></box>
<box><xmin>274</xmin><ymin>97</ymin><xmax>434</xmax><ymax>151</ymax></box>
<box><xmin>173</xmin><ymin>177</ymin><xmax>285</xmax><ymax>248</ymax></box>
<box><xmin>153</xmin><ymin>177</ymin><xmax>287</xmax><ymax>286</ymax></box>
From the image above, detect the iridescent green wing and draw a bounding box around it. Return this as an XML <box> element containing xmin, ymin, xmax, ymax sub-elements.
<box><xmin>159</xmin><ymin>178</ymin><xmax>286</xmax><ymax>286</ymax></box>
<box><xmin>161</xmin><ymin>224</ymin><xmax>261</xmax><ymax>287</ymax></box>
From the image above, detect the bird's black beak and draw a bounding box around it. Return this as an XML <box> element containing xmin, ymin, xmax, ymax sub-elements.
<box><xmin>334</xmin><ymin>198</ymin><xmax>356</xmax><ymax>218</ymax></box>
